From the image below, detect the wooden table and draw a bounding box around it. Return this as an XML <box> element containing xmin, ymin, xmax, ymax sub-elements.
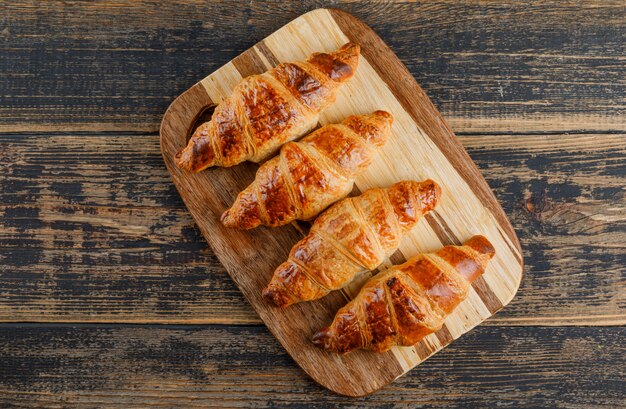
<box><xmin>1</xmin><ymin>1</ymin><xmax>624</xmax><ymax>407</ymax></box>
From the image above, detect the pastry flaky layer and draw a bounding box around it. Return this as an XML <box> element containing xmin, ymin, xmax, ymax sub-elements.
<box><xmin>175</xmin><ymin>42</ymin><xmax>360</xmax><ymax>172</ymax></box>
<box><xmin>262</xmin><ymin>179</ymin><xmax>442</xmax><ymax>307</ymax></box>
<box><xmin>220</xmin><ymin>110</ymin><xmax>394</xmax><ymax>229</ymax></box>
<box><xmin>312</xmin><ymin>235</ymin><xmax>496</xmax><ymax>354</ymax></box>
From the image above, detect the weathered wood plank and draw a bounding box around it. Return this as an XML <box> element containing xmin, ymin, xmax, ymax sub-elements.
<box><xmin>0</xmin><ymin>324</ymin><xmax>623</xmax><ymax>407</ymax></box>
<box><xmin>0</xmin><ymin>134</ymin><xmax>254</xmax><ymax>323</ymax></box>
<box><xmin>1</xmin><ymin>1</ymin><xmax>624</xmax><ymax>133</ymax></box>
<box><xmin>463</xmin><ymin>134</ymin><xmax>626</xmax><ymax>325</ymax></box>
<box><xmin>1</xmin><ymin>133</ymin><xmax>623</xmax><ymax>325</ymax></box>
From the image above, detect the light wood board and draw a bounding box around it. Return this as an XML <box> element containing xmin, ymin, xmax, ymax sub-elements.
<box><xmin>159</xmin><ymin>8</ymin><xmax>523</xmax><ymax>396</ymax></box>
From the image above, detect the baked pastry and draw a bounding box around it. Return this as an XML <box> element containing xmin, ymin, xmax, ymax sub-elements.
<box><xmin>175</xmin><ymin>43</ymin><xmax>360</xmax><ymax>171</ymax></box>
<box><xmin>262</xmin><ymin>180</ymin><xmax>441</xmax><ymax>307</ymax></box>
<box><xmin>312</xmin><ymin>235</ymin><xmax>495</xmax><ymax>353</ymax></box>
<box><xmin>221</xmin><ymin>111</ymin><xmax>394</xmax><ymax>229</ymax></box>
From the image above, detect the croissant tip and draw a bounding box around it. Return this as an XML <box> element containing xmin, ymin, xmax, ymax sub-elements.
<box><xmin>340</xmin><ymin>42</ymin><xmax>360</xmax><ymax>53</ymax></box>
<box><xmin>174</xmin><ymin>148</ymin><xmax>189</xmax><ymax>169</ymax></box>
<box><xmin>372</xmin><ymin>110</ymin><xmax>394</xmax><ymax>123</ymax></box>
<box><xmin>312</xmin><ymin>328</ymin><xmax>334</xmax><ymax>351</ymax></box>
<box><xmin>465</xmin><ymin>235</ymin><xmax>496</xmax><ymax>259</ymax></box>
<box><xmin>220</xmin><ymin>209</ymin><xmax>259</xmax><ymax>230</ymax></box>
<box><xmin>262</xmin><ymin>285</ymin><xmax>292</xmax><ymax>308</ymax></box>
<box><xmin>416</xmin><ymin>179</ymin><xmax>441</xmax><ymax>212</ymax></box>
<box><xmin>430</xmin><ymin>179</ymin><xmax>443</xmax><ymax>200</ymax></box>
<box><xmin>174</xmin><ymin>146</ymin><xmax>210</xmax><ymax>173</ymax></box>
<box><xmin>220</xmin><ymin>210</ymin><xmax>233</xmax><ymax>226</ymax></box>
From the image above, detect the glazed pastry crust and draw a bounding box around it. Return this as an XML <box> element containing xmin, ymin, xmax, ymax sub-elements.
<box><xmin>262</xmin><ymin>179</ymin><xmax>441</xmax><ymax>307</ymax></box>
<box><xmin>176</xmin><ymin>43</ymin><xmax>360</xmax><ymax>171</ymax></box>
<box><xmin>221</xmin><ymin>111</ymin><xmax>394</xmax><ymax>229</ymax></box>
<box><xmin>312</xmin><ymin>235</ymin><xmax>496</xmax><ymax>353</ymax></box>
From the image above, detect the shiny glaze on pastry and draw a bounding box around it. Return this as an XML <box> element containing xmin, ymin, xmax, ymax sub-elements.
<box><xmin>176</xmin><ymin>43</ymin><xmax>360</xmax><ymax>171</ymax></box>
<box><xmin>262</xmin><ymin>180</ymin><xmax>441</xmax><ymax>307</ymax></box>
<box><xmin>312</xmin><ymin>235</ymin><xmax>495</xmax><ymax>353</ymax></box>
<box><xmin>221</xmin><ymin>111</ymin><xmax>393</xmax><ymax>229</ymax></box>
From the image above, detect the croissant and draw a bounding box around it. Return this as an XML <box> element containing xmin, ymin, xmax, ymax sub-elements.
<box><xmin>175</xmin><ymin>42</ymin><xmax>360</xmax><ymax>172</ymax></box>
<box><xmin>312</xmin><ymin>235</ymin><xmax>495</xmax><ymax>353</ymax></box>
<box><xmin>262</xmin><ymin>180</ymin><xmax>441</xmax><ymax>307</ymax></box>
<box><xmin>221</xmin><ymin>111</ymin><xmax>394</xmax><ymax>229</ymax></box>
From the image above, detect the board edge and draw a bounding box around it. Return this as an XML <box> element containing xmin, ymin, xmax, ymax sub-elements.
<box><xmin>158</xmin><ymin>7</ymin><xmax>525</xmax><ymax>398</ymax></box>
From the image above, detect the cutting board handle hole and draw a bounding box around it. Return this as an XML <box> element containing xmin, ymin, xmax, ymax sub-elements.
<box><xmin>186</xmin><ymin>104</ymin><xmax>217</xmax><ymax>142</ymax></box>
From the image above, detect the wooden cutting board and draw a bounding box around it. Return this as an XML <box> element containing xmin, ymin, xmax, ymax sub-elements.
<box><xmin>160</xmin><ymin>8</ymin><xmax>523</xmax><ymax>397</ymax></box>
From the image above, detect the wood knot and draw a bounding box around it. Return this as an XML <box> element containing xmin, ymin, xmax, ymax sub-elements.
<box><xmin>523</xmin><ymin>190</ymin><xmax>553</xmax><ymax>223</ymax></box>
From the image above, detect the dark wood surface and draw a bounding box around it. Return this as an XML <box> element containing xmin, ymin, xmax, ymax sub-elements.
<box><xmin>1</xmin><ymin>325</ymin><xmax>624</xmax><ymax>407</ymax></box>
<box><xmin>1</xmin><ymin>0</ymin><xmax>624</xmax><ymax>406</ymax></box>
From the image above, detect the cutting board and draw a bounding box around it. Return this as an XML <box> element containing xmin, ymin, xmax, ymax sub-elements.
<box><xmin>160</xmin><ymin>8</ymin><xmax>523</xmax><ymax>397</ymax></box>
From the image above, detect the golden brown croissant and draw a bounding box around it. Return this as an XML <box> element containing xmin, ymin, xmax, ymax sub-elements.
<box><xmin>262</xmin><ymin>180</ymin><xmax>441</xmax><ymax>307</ymax></box>
<box><xmin>221</xmin><ymin>111</ymin><xmax>394</xmax><ymax>229</ymax></box>
<box><xmin>312</xmin><ymin>235</ymin><xmax>495</xmax><ymax>353</ymax></box>
<box><xmin>175</xmin><ymin>43</ymin><xmax>360</xmax><ymax>172</ymax></box>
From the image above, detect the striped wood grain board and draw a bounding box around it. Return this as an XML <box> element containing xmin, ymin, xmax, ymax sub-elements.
<box><xmin>160</xmin><ymin>8</ymin><xmax>523</xmax><ymax>396</ymax></box>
